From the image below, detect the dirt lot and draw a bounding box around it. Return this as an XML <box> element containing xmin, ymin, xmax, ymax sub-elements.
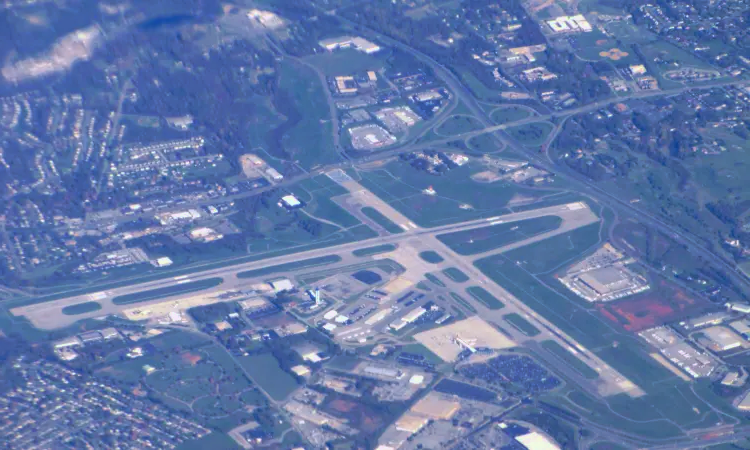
<box><xmin>597</xmin><ymin>281</ymin><xmax>710</xmax><ymax>332</ymax></box>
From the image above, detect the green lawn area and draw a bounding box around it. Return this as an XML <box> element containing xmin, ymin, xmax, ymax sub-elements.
<box><xmin>353</xmin><ymin>244</ymin><xmax>397</xmax><ymax>257</ymax></box>
<box><xmin>437</xmin><ymin>215</ymin><xmax>563</xmax><ymax>255</ymax></box>
<box><xmin>237</xmin><ymin>255</ymin><xmax>342</xmax><ymax>279</ymax></box>
<box><xmin>419</xmin><ymin>250</ymin><xmax>444</xmax><ymax>263</ymax></box>
<box><xmin>503</xmin><ymin>313</ymin><xmax>541</xmax><ymax>336</ymax></box>
<box><xmin>466</xmin><ymin>286</ymin><xmax>504</xmax><ymax>309</ymax></box>
<box><xmin>541</xmin><ymin>340</ymin><xmax>599</xmax><ymax>379</ymax></box>
<box><xmin>361</xmin><ymin>206</ymin><xmax>404</xmax><ymax>234</ymax></box>
<box><xmin>490</xmin><ymin>106</ymin><xmax>534</xmax><ymax>125</ymax></box>
<box><xmin>397</xmin><ymin>343</ymin><xmax>443</xmax><ymax>365</ymax></box>
<box><xmin>61</xmin><ymin>301</ymin><xmax>102</xmax><ymax>315</ymax></box>
<box><xmin>506</xmin><ymin>122</ymin><xmax>554</xmax><ymax>147</ymax></box>
<box><xmin>435</xmin><ymin>115</ymin><xmax>484</xmax><ymax>136</ymax></box>
<box><xmin>238</xmin><ymin>353</ymin><xmax>299</xmax><ymax>401</ymax></box>
<box><xmin>442</xmin><ymin>267</ymin><xmax>470</xmax><ymax>283</ymax></box>
<box><xmin>467</xmin><ymin>133</ymin><xmax>504</xmax><ymax>154</ymax></box>
<box><xmin>112</xmin><ymin>277</ymin><xmax>223</xmax><ymax>305</ymax></box>
<box><xmin>353</xmin><ymin>160</ymin><xmax>555</xmax><ymax>227</ymax></box>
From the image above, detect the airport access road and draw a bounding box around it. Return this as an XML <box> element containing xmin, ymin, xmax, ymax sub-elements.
<box><xmin>10</xmin><ymin>202</ymin><xmax>594</xmax><ymax>330</ymax></box>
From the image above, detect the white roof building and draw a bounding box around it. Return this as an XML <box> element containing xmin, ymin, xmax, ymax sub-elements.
<box><xmin>319</xmin><ymin>36</ymin><xmax>381</xmax><ymax>54</ymax></box>
<box><xmin>281</xmin><ymin>195</ymin><xmax>302</xmax><ymax>208</ymax></box>
<box><xmin>516</xmin><ymin>432</ymin><xmax>561</xmax><ymax>450</ymax></box>
<box><xmin>270</xmin><ymin>279</ymin><xmax>294</xmax><ymax>293</ymax></box>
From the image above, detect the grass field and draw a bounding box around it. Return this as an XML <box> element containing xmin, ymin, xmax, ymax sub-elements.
<box><xmin>466</xmin><ymin>133</ymin><xmax>504</xmax><ymax>154</ymax></box>
<box><xmin>541</xmin><ymin>340</ymin><xmax>599</xmax><ymax>379</ymax></box>
<box><xmin>437</xmin><ymin>215</ymin><xmax>563</xmax><ymax>255</ymax></box>
<box><xmin>466</xmin><ymin>286</ymin><xmax>504</xmax><ymax>309</ymax></box>
<box><xmin>290</xmin><ymin>176</ymin><xmax>365</xmax><ymax>229</ymax></box>
<box><xmin>112</xmin><ymin>278</ymin><xmax>223</xmax><ymax>305</ymax></box>
<box><xmin>305</xmin><ymin>48</ymin><xmax>389</xmax><ymax>76</ymax></box>
<box><xmin>419</xmin><ymin>250</ymin><xmax>444</xmax><ymax>263</ymax></box>
<box><xmin>177</xmin><ymin>433</ymin><xmax>241</xmax><ymax>450</ymax></box>
<box><xmin>352</xmin><ymin>244</ymin><xmax>397</xmax><ymax>257</ymax></box>
<box><xmin>361</xmin><ymin>206</ymin><xmax>404</xmax><ymax>234</ymax></box>
<box><xmin>442</xmin><ymin>267</ymin><xmax>470</xmax><ymax>283</ymax></box>
<box><xmin>238</xmin><ymin>353</ymin><xmax>299</xmax><ymax>401</ymax></box>
<box><xmin>503</xmin><ymin>313</ymin><xmax>541</xmax><ymax>336</ymax></box>
<box><xmin>490</xmin><ymin>106</ymin><xmax>535</xmax><ymax>125</ymax></box>
<box><xmin>275</xmin><ymin>61</ymin><xmax>339</xmax><ymax>170</ymax></box>
<box><xmin>456</xmin><ymin>68</ymin><xmax>502</xmax><ymax>101</ymax></box>
<box><xmin>61</xmin><ymin>301</ymin><xmax>102</xmax><ymax>315</ymax></box>
<box><xmin>506</xmin><ymin>122</ymin><xmax>554</xmax><ymax>147</ymax></box>
<box><xmin>397</xmin><ymin>343</ymin><xmax>443</xmax><ymax>365</ymax></box>
<box><xmin>450</xmin><ymin>292</ymin><xmax>477</xmax><ymax>313</ymax></box>
<box><xmin>501</xmin><ymin>223</ymin><xmax>601</xmax><ymax>275</ymax></box>
<box><xmin>353</xmin><ymin>160</ymin><xmax>555</xmax><ymax>227</ymax></box>
<box><xmin>434</xmin><ymin>115</ymin><xmax>484</xmax><ymax>136</ymax></box>
<box><xmin>237</xmin><ymin>255</ymin><xmax>342</xmax><ymax>279</ymax></box>
<box><xmin>425</xmin><ymin>273</ymin><xmax>446</xmax><ymax>288</ymax></box>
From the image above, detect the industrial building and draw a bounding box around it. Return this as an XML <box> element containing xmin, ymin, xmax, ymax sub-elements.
<box><xmin>348</xmin><ymin>124</ymin><xmax>397</xmax><ymax>151</ymax></box>
<box><xmin>270</xmin><ymin>279</ymin><xmax>294</xmax><ymax>293</ymax></box>
<box><xmin>238</xmin><ymin>297</ymin><xmax>275</xmax><ymax>316</ymax></box>
<box><xmin>679</xmin><ymin>311</ymin><xmax>733</xmax><ymax>330</ymax></box>
<box><xmin>639</xmin><ymin>327</ymin><xmax>718</xmax><ymax>378</ymax></box>
<box><xmin>280</xmin><ymin>194</ymin><xmax>302</xmax><ymax>210</ymax></box>
<box><xmin>394</xmin><ymin>413</ymin><xmax>429</xmax><ymax>434</ymax></box>
<box><xmin>727</xmin><ymin>302</ymin><xmax>750</xmax><ymax>314</ymax></box>
<box><xmin>559</xmin><ymin>260</ymin><xmax>650</xmax><ymax>302</ymax></box>
<box><xmin>410</xmin><ymin>393</ymin><xmax>461</xmax><ymax>420</ymax></box>
<box><xmin>738</xmin><ymin>391</ymin><xmax>750</xmax><ymax>411</ymax></box>
<box><xmin>319</xmin><ymin>36</ymin><xmax>381</xmax><ymax>54</ymax></box>
<box><xmin>389</xmin><ymin>306</ymin><xmax>427</xmax><ymax>331</ymax></box>
<box><xmin>696</xmin><ymin>326</ymin><xmax>743</xmax><ymax>352</ymax></box>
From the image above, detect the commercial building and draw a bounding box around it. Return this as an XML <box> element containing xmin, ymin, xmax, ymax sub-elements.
<box><xmin>546</xmin><ymin>15</ymin><xmax>593</xmax><ymax>33</ymax></box>
<box><xmin>280</xmin><ymin>194</ymin><xmax>302</xmax><ymax>209</ymax></box>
